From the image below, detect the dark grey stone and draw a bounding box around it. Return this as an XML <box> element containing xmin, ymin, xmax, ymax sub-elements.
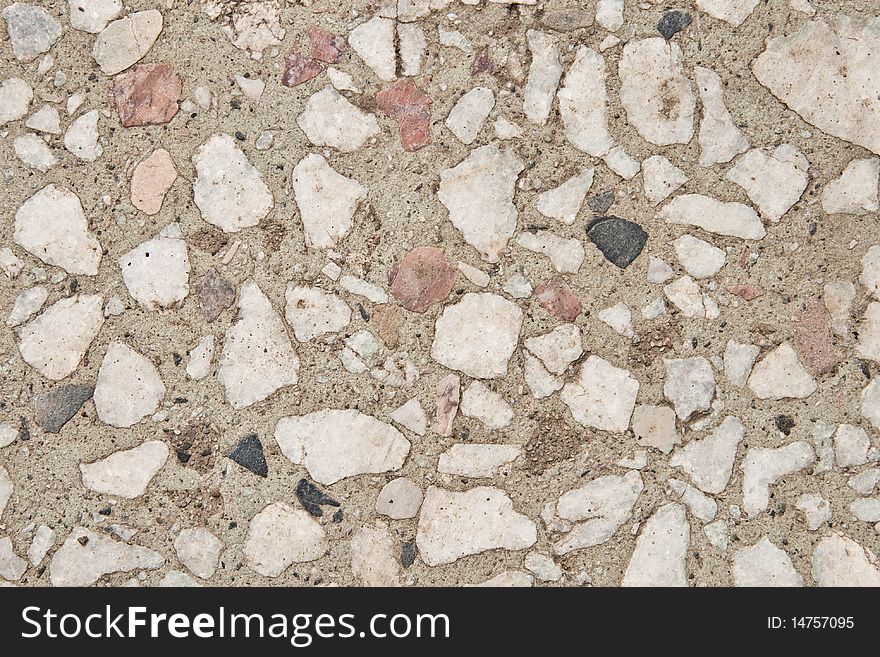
<box><xmin>658</xmin><ymin>10</ymin><xmax>692</xmax><ymax>40</ymax></box>
<box><xmin>228</xmin><ymin>434</ymin><xmax>268</xmax><ymax>477</ymax></box>
<box><xmin>587</xmin><ymin>189</ymin><xmax>615</xmax><ymax>214</ymax></box>
<box><xmin>586</xmin><ymin>216</ymin><xmax>648</xmax><ymax>269</ymax></box>
<box><xmin>34</xmin><ymin>384</ymin><xmax>94</xmax><ymax>433</ymax></box>
<box><xmin>400</xmin><ymin>542</ymin><xmax>417</xmax><ymax>568</ymax></box>
<box><xmin>296</xmin><ymin>478</ymin><xmax>340</xmax><ymax>517</ymax></box>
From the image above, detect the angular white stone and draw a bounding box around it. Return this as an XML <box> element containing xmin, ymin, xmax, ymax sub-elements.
<box><xmin>80</xmin><ymin>440</ymin><xmax>169</xmax><ymax>498</ymax></box>
<box><xmin>186</xmin><ymin>335</ymin><xmax>214</xmax><ymax>381</ymax></box>
<box><xmin>93</xmin><ymin>343</ymin><xmax>165</xmax><ymax>428</ymax></box>
<box><xmin>438</xmin><ymin>144</ymin><xmax>523</xmax><ymax>262</ymax></box>
<box><xmin>297</xmin><ymin>86</ymin><xmax>380</xmax><ymax>152</ymax></box>
<box><xmin>622</xmin><ymin>503</ymin><xmax>690</xmax><ymax>587</ymax></box>
<box><xmin>119</xmin><ymin>224</ymin><xmax>189</xmax><ymax>310</ymax></box>
<box><xmin>159</xmin><ymin>571</ymin><xmax>201</xmax><ymax>587</ymax></box>
<box><xmin>14</xmin><ymin>134</ymin><xmax>57</xmax><ymax>172</ymax></box>
<box><xmin>92</xmin><ymin>10</ymin><xmax>163</xmax><ymax>75</ymax></box>
<box><xmin>669</xmin><ymin>478</ymin><xmax>717</xmax><ymax>523</ymax></box>
<box><xmin>49</xmin><ymin>528</ymin><xmax>164</xmax><ymax>586</ymax></box>
<box><xmin>861</xmin><ymin>246</ymin><xmax>880</xmax><ymax>300</ymax></box>
<box><xmin>192</xmin><ymin>134</ymin><xmax>273</xmax><ymax>233</ymax></box>
<box><xmin>471</xmin><ymin>571</ymin><xmax>534</xmax><ymax>587</ymax></box>
<box><xmin>660</xmin><ymin>194</ymin><xmax>766</xmax><ymax>239</ymax></box>
<box><xmin>619</xmin><ymin>38</ymin><xmax>695</xmax><ymax>146</ymax></box>
<box><xmin>284</xmin><ymin>284</ymin><xmax>351</xmax><ymax>342</ymax></box>
<box><xmin>0</xmin><ymin>423</ymin><xmax>15</xmax><ymax>448</ymax></box>
<box><xmin>523</xmin><ymin>30</ymin><xmax>562</xmax><ymax>125</ymax></box>
<box><xmin>28</xmin><ymin>525</ymin><xmax>55</xmax><ymax>566</ymax></box>
<box><xmin>292</xmin><ymin>155</ymin><xmax>367</xmax><ymax>250</ymax></box>
<box><xmin>723</xmin><ymin>339</ymin><xmax>759</xmax><ymax>387</ymax></box>
<box><xmin>0</xmin><ymin>77</ymin><xmax>32</xmax><ymax>125</ymax></box>
<box><xmin>824</xmin><ymin>281</ymin><xmax>856</xmax><ymax>336</ymax></box>
<box><xmin>632</xmin><ymin>404</ymin><xmax>680</xmax><ymax>454</ymax></box>
<box><xmin>849</xmin><ymin>469</ymin><xmax>880</xmax><ymax>496</ymax></box>
<box><xmin>647</xmin><ymin>255</ymin><xmax>674</xmax><ymax>284</ymax></box>
<box><xmin>535</xmin><ymin>168</ymin><xmax>593</xmax><ymax>225</ymax></box>
<box><xmin>7</xmin><ymin>286</ymin><xmax>47</xmax><ymax>327</ymax></box>
<box><xmin>558</xmin><ymin>47</ymin><xmax>614</xmax><ymax>157</ymax></box>
<box><xmin>748</xmin><ymin>342</ymin><xmax>817</xmax><ymax>400</ymax></box>
<box><xmin>69</xmin><ymin>0</ymin><xmax>122</xmax><ymax>33</ymax></box>
<box><xmin>339</xmin><ymin>275</ymin><xmax>387</xmax><ymax>304</ymax></box>
<box><xmin>733</xmin><ymin>537</ymin><xmax>803</xmax><ymax>587</ymax></box>
<box><xmin>219</xmin><ymin>281</ymin><xmax>299</xmax><ymax>409</ymax></box>
<box><xmin>3</xmin><ymin>3</ymin><xmax>61</xmax><ymax>62</ymax></box>
<box><xmin>275</xmin><ymin>409</ymin><xmax>410</xmax><ymax>485</ymax></box>
<box><xmin>726</xmin><ymin>144</ymin><xmax>809</xmax><ymax>221</ymax></box>
<box><xmin>796</xmin><ymin>493</ymin><xmax>832</xmax><ymax>530</ymax></box>
<box><xmin>438</xmin><ymin>444</ymin><xmax>521</xmax><ymax>477</ymax></box>
<box><xmin>351</xmin><ymin>522</ymin><xmax>400</xmax><ymax>586</ymax></box>
<box><xmin>598</xmin><ymin>302</ymin><xmax>634</xmax><ymax>338</ymax></box>
<box><xmin>524</xmin><ymin>552</ymin><xmax>562</xmax><ymax>582</ymax></box>
<box><xmin>523</xmin><ymin>352</ymin><xmax>563</xmax><ymax>398</ymax></box>
<box><xmin>494</xmin><ymin>117</ymin><xmax>522</xmax><ymax>140</ymax></box>
<box><xmin>174</xmin><ymin>528</ymin><xmax>222</xmax><ymax>579</ymax></box>
<box><xmin>389</xmin><ymin>398</ymin><xmax>427</xmax><ymax>436</ymax></box>
<box><xmin>516</xmin><ymin>230</ymin><xmax>584</xmax><ymax>273</ymax></box>
<box><xmin>642</xmin><ymin>155</ymin><xmax>688</xmax><ymax>206</ymax></box>
<box><xmin>696</xmin><ymin>0</ymin><xmax>759</xmax><ymax>26</ymax></box>
<box><xmin>742</xmin><ymin>441</ymin><xmax>814</xmax><ymax>517</ymax></box>
<box><xmin>695</xmin><ymin>66</ymin><xmax>749</xmax><ymax>167</ymax></box>
<box><xmin>64</xmin><ymin>109</ymin><xmax>102</xmax><ymax>161</ymax></box>
<box><xmin>834</xmin><ymin>424</ymin><xmax>870</xmax><ymax>468</ymax></box>
<box><xmin>670</xmin><ymin>416</ymin><xmax>745</xmax><ymax>494</ymax></box>
<box><xmin>398</xmin><ymin>23</ymin><xmax>426</xmax><ymax>76</ymax></box>
<box><xmin>446</xmin><ymin>87</ymin><xmax>494</xmax><ymax>145</ymax></box>
<box><xmin>431</xmin><ymin>292</ymin><xmax>522</xmax><ymax>379</ymax></box>
<box><xmin>459</xmin><ymin>381</ymin><xmax>514</xmax><ymax>430</ymax></box>
<box><xmin>0</xmin><ymin>536</ymin><xmax>26</xmax><ymax>581</ymax></box>
<box><xmin>850</xmin><ymin>498</ymin><xmax>880</xmax><ymax>523</ymax></box>
<box><xmin>327</xmin><ymin>67</ymin><xmax>360</xmax><ymax>93</ymax></box>
<box><xmin>674</xmin><ymin>235</ymin><xmax>725</xmax><ymax>280</ymax></box>
<box><xmin>18</xmin><ymin>294</ymin><xmax>104</xmax><ymax>380</ymax></box>
<box><xmin>812</xmin><ymin>534</ymin><xmax>880</xmax><ymax>587</ymax></box>
<box><xmin>26</xmin><ymin>105</ymin><xmax>61</xmax><ymax>134</ymax></box>
<box><xmin>821</xmin><ymin>158</ymin><xmax>880</xmax><ymax>215</ymax></box>
<box><xmin>596</xmin><ymin>0</ymin><xmax>624</xmax><ymax>31</ymax></box>
<box><xmin>243</xmin><ymin>503</ymin><xmax>327</xmax><ymax>577</ymax></box>
<box><xmin>642</xmin><ymin>297</ymin><xmax>666</xmax><ymax>320</ymax></box>
<box><xmin>523</xmin><ymin>324</ymin><xmax>582</xmax><ymax>375</ymax></box>
<box><xmin>561</xmin><ymin>355</ymin><xmax>639</xmax><ymax>432</ymax></box>
<box><xmin>349</xmin><ymin>16</ymin><xmax>396</xmax><ymax>81</ymax></box>
<box><xmin>502</xmin><ymin>273</ymin><xmax>531</xmax><ymax>299</ymax></box>
<box><xmin>862</xmin><ymin>379</ymin><xmax>880</xmax><ymax>431</ymax></box>
<box><xmin>416</xmin><ymin>486</ymin><xmax>537</xmax><ymax>566</ymax></box>
<box><xmin>664</xmin><ymin>357</ymin><xmax>715</xmax><ymax>421</ymax></box>
<box><xmin>376</xmin><ymin>477</ymin><xmax>423</xmax><ymax>519</ymax></box>
<box><xmin>0</xmin><ymin>465</ymin><xmax>10</xmax><ymax>518</ymax></box>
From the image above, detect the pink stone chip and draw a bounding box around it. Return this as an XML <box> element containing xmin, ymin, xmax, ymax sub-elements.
<box><xmin>131</xmin><ymin>148</ymin><xmax>177</xmax><ymax>215</ymax></box>
<box><xmin>376</xmin><ymin>78</ymin><xmax>431</xmax><ymax>152</ymax></box>
<box><xmin>728</xmin><ymin>284</ymin><xmax>764</xmax><ymax>301</ymax></box>
<box><xmin>308</xmin><ymin>26</ymin><xmax>345</xmax><ymax>64</ymax></box>
<box><xmin>282</xmin><ymin>49</ymin><xmax>324</xmax><ymax>87</ymax></box>
<box><xmin>112</xmin><ymin>64</ymin><xmax>182</xmax><ymax>128</ymax></box>
<box><xmin>534</xmin><ymin>276</ymin><xmax>581</xmax><ymax>322</ymax></box>
<box><xmin>389</xmin><ymin>246</ymin><xmax>456</xmax><ymax>313</ymax></box>
<box><xmin>792</xmin><ymin>297</ymin><xmax>839</xmax><ymax>376</ymax></box>
<box><xmin>433</xmin><ymin>373</ymin><xmax>460</xmax><ymax>437</ymax></box>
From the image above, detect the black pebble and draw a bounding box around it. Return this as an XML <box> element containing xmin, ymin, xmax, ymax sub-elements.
<box><xmin>172</xmin><ymin>352</ymin><xmax>183</xmax><ymax>365</ymax></box>
<box><xmin>98</xmin><ymin>506</ymin><xmax>112</xmax><ymax>516</ymax></box>
<box><xmin>33</xmin><ymin>384</ymin><xmax>94</xmax><ymax>433</ymax></box>
<box><xmin>18</xmin><ymin>416</ymin><xmax>30</xmax><ymax>441</ymax></box>
<box><xmin>587</xmin><ymin>189</ymin><xmax>615</xmax><ymax>214</ymax></box>
<box><xmin>234</xmin><ymin>131</ymin><xmax>246</xmax><ymax>141</ymax></box>
<box><xmin>227</xmin><ymin>434</ymin><xmax>268</xmax><ymax>477</ymax></box>
<box><xmin>332</xmin><ymin>510</ymin><xmax>343</xmax><ymax>523</ymax></box>
<box><xmin>775</xmin><ymin>415</ymin><xmax>795</xmax><ymax>436</ymax></box>
<box><xmin>658</xmin><ymin>10</ymin><xmax>692</xmax><ymax>40</ymax></box>
<box><xmin>586</xmin><ymin>216</ymin><xmax>648</xmax><ymax>269</ymax></box>
<box><xmin>357</xmin><ymin>303</ymin><xmax>369</xmax><ymax>321</ymax></box>
<box><xmin>400</xmin><ymin>542</ymin><xmax>417</xmax><ymax>568</ymax></box>
<box><xmin>295</xmin><ymin>478</ymin><xmax>340</xmax><ymax>517</ymax></box>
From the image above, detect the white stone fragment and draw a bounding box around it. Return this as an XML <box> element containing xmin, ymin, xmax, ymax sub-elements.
<box><xmin>438</xmin><ymin>144</ymin><xmax>523</xmax><ymax>262</ymax></box>
<box><xmin>670</xmin><ymin>416</ymin><xmax>745</xmax><ymax>494</ymax></box>
<box><xmin>523</xmin><ymin>352</ymin><xmax>563</xmax><ymax>399</ymax></box>
<box><xmin>3</xmin><ymin>3</ymin><xmax>61</xmax><ymax>62</ymax></box>
<box><xmin>0</xmin><ymin>536</ymin><xmax>26</xmax><ymax>581</ymax></box>
<box><xmin>849</xmin><ymin>469</ymin><xmax>880</xmax><ymax>496</ymax></box>
<box><xmin>596</xmin><ymin>0</ymin><xmax>624</xmax><ymax>31</ymax></box>
<box><xmin>26</xmin><ymin>105</ymin><xmax>61</xmax><ymax>134</ymax></box>
<box><xmin>28</xmin><ymin>525</ymin><xmax>55</xmax><ymax>566</ymax></box>
<box><xmin>192</xmin><ymin>134</ymin><xmax>273</xmax><ymax>233</ymax></box>
<box><xmin>862</xmin><ymin>379</ymin><xmax>880</xmax><ymax>431</ymax></box>
<box><xmin>523</xmin><ymin>324</ymin><xmax>582</xmax><ymax>375</ymax></box>
<box><xmin>642</xmin><ymin>297</ymin><xmax>666</xmax><ymax>319</ymax></box>
<box><xmin>243</xmin><ymin>503</ymin><xmax>327</xmax><ymax>577</ymax></box>
<box><xmin>7</xmin><ymin>286</ymin><xmax>47</xmax><ymax>327</ymax></box>
<box><xmin>619</xmin><ymin>38</ymin><xmax>695</xmax><ymax>146</ymax></box>
<box><xmin>632</xmin><ymin>405</ymin><xmax>680</xmax><ymax>454</ymax></box>
<box><xmin>664</xmin><ymin>357</ymin><xmax>715</xmax><ymax>421</ymax></box>
<box><xmin>647</xmin><ymin>255</ymin><xmax>674</xmax><ymax>284</ymax></box>
<box><xmin>704</xmin><ymin>520</ymin><xmax>728</xmax><ymax>550</ymax></box>
<box><xmin>457</xmin><ymin>261</ymin><xmax>490</xmax><ymax>287</ymax></box>
<box><xmin>812</xmin><ymin>534</ymin><xmax>880</xmax><ymax>587</ymax></box>
<box><xmin>80</xmin><ymin>440</ymin><xmax>169</xmax><ymax>498</ymax></box>
<box><xmin>284</xmin><ymin>284</ymin><xmax>351</xmax><ymax>342</ymax></box>
<box><xmin>172</xmin><ymin>527</ymin><xmax>222</xmax><ymax>580</ymax></box>
<box><xmin>535</xmin><ymin>168</ymin><xmax>593</xmax><ymax>225</ymax></box>
<box><xmin>748</xmin><ymin>342</ymin><xmax>817</xmax><ymax>400</ymax></box>
<box><xmin>834</xmin><ymin>424</ymin><xmax>870</xmax><ymax>468</ymax></box>
<box><xmin>733</xmin><ymin>537</ymin><xmax>803</xmax><ymax>586</ymax></box>
<box><xmin>726</xmin><ymin>145</ymin><xmax>809</xmax><ymax>221</ymax></box>
<box><xmin>219</xmin><ymin>281</ymin><xmax>299</xmax><ymax>409</ymax></box>
<box><xmin>0</xmin><ymin>423</ymin><xmax>15</xmax><ymax>449</ymax></box>
<box><xmin>298</xmin><ymin>86</ymin><xmax>380</xmax><ymax>152</ymax></box>
<box><xmin>234</xmin><ymin>75</ymin><xmax>264</xmax><ymax>102</ymax></box>
<box><xmin>397</xmin><ymin>23</ymin><xmax>426</xmax><ymax>76</ymax></box>
<box><xmin>416</xmin><ymin>486</ymin><xmax>537</xmax><ymax>566</ymax></box>
<box><xmin>119</xmin><ymin>224</ymin><xmax>189</xmax><ymax>310</ymax></box>
<box><xmin>598</xmin><ymin>302</ymin><xmax>634</xmax><ymax>338</ymax></box>
<box><xmin>674</xmin><ymin>235</ymin><xmax>725</xmax><ymax>279</ymax></box>
<box><xmin>92</xmin><ymin>10</ymin><xmax>163</xmax><ymax>75</ymax></box>
<box><xmin>326</xmin><ymin>67</ymin><xmax>360</xmax><ymax>94</ymax></box>
<box><xmin>49</xmin><ymin>528</ymin><xmax>164</xmax><ymax>586</ymax></box>
<box><xmin>660</xmin><ymin>194</ymin><xmax>766</xmax><ymax>239</ymax></box>
<box><xmin>431</xmin><ymin>292</ymin><xmax>522</xmax><ymax>379</ymax></box>
<box><xmin>523</xmin><ymin>30</ymin><xmax>562</xmax><ymax>125</ymax></box>
<box><xmin>796</xmin><ymin>493</ymin><xmax>832</xmax><ymax>530</ymax></box>
<box><xmin>389</xmin><ymin>398</ymin><xmax>427</xmax><ymax>436</ymax></box>
<box><xmin>0</xmin><ymin>77</ymin><xmax>32</xmax><ymax>125</ymax></box>
<box><xmin>695</xmin><ymin>66</ymin><xmax>749</xmax><ymax>167</ymax></box>
<box><xmin>516</xmin><ymin>231</ymin><xmax>584</xmax><ymax>273</ymax></box>
<box><xmin>524</xmin><ymin>552</ymin><xmax>562</xmax><ymax>582</ymax></box>
<box><xmin>349</xmin><ymin>16</ymin><xmax>396</xmax><ymax>81</ymax></box>
<box><xmin>69</xmin><ymin>0</ymin><xmax>122</xmax><ymax>33</ymax></box>
<box><xmin>104</xmin><ymin>295</ymin><xmax>124</xmax><ymax>317</ymax></box>
<box><xmin>64</xmin><ymin>109</ymin><xmax>102</xmax><ymax>161</ymax></box>
<box><xmin>159</xmin><ymin>570</ymin><xmax>201</xmax><ymax>587</ymax></box>
<box><xmin>742</xmin><ymin>442</ymin><xmax>814</xmax><ymax>517</ymax></box>
<box><xmin>862</xmin><ymin>246</ymin><xmax>880</xmax><ymax>299</ymax></box>
<box><xmin>17</xmin><ymin>294</ymin><xmax>104</xmax><ymax>380</ymax></box>
<box><xmin>459</xmin><ymin>381</ymin><xmax>514</xmax><ymax>429</ymax></box>
<box><xmin>723</xmin><ymin>340</ymin><xmax>759</xmax><ymax>387</ymax></box>
<box><xmin>669</xmin><ymin>478</ymin><xmax>717</xmax><ymax>522</ymax></box>
<box><xmin>93</xmin><ymin>343</ymin><xmax>165</xmax><ymax>428</ymax></box>
<box><xmin>622</xmin><ymin>503</ymin><xmax>689</xmax><ymax>587</ymax></box>
<box><xmin>472</xmin><ymin>571</ymin><xmax>534</xmax><ymax>587</ymax></box>
<box><xmin>14</xmin><ymin>133</ymin><xmax>57</xmax><ymax>172</ymax></box>
<box><xmin>561</xmin><ymin>355</ymin><xmax>639</xmax><ymax>432</ymax></box>
<box><xmin>696</xmin><ymin>0</ymin><xmax>759</xmax><ymax>26</ymax></box>
<box><xmin>850</xmin><ymin>499</ymin><xmax>880</xmax><ymax>523</ymax></box>
<box><xmin>339</xmin><ymin>275</ymin><xmax>387</xmax><ymax>304</ymax></box>
<box><xmin>641</xmin><ymin>156</ymin><xmax>688</xmax><ymax>206</ymax></box>
<box><xmin>558</xmin><ymin>47</ymin><xmax>614</xmax><ymax>157</ymax></box>
<box><xmin>186</xmin><ymin>335</ymin><xmax>214</xmax><ymax>381</ymax></box>
<box><xmin>438</xmin><ymin>27</ymin><xmax>471</xmax><ymax>53</ymax></box>
<box><xmin>821</xmin><ymin>158</ymin><xmax>880</xmax><ymax>215</ymax></box>
<box><xmin>788</xmin><ymin>0</ymin><xmax>815</xmax><ymax>14</ymax></box>
<box><xmin>376</xmin><ymin>477</ymin><xmax>423</xmax><ymax>519</ymax></box>
<box><xmin>0</xmin><ymin>465</ymin><xmax>10</xmax><ymax>518</ymax></box>
<box><xmin>438</xmin><ymin>444</ymin><xmax>521</xmax><ymax>477</ymax></box>
<box><xmin>446</xmin><ymin>87</ymin><xmax>494</xmax><ymax>145</ymax></box>
<box><xmin>351</xmin><ymin>522</ymin><xmax>400</xmax><ymax>586</ymax></box>
<box><xmin>494</xmin><ymin>117</ymin><xmax>521</xmax><ymax>140</ymax></box>
<box><xmin>275</xmin><ymin>409</ymin><xmax>410</xmax><ymax>485</ymax></box>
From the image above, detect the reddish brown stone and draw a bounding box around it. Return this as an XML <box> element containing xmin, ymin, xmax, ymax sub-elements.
<box><xmin>193</xmin><ymin>268</ymin><xmax>235</xmax><ymax>322</ymax></box>
<box><xmin>111</xmin><ymin>64</ymin><xmax>181</xmax><ymax>128</ymax></box>
<box><xmin>433</xmin><ymin>373</ymin><xmax>460</xmax><ymax>437</ymax></box>
<box><xmin>470</xmin><ymin>48</ymin><xmax>496</xmax><ymax>76</ymax></box>
<box><xmin>308</xmin><ymin>26</ymin><xmax>346</xmax><ymax>64</ymax></box>
<box><xmin>792</xmin><ymin>297</ymin><xmax>839</xmax><ymax>376</ymax></box>
<box><xmin>389</xmin><ymin>246</ymin><xmax>456</xmax><ymax>313</ymax></box>
<box><xmin>728</xmin><ymin>284</ymin><xmax>764</xmax><ymax>301</ymax></box>
<box><xmin>282</xmin><ymin>49</ymin><xmax>324</xmax><ymax>87</ymax></box>
<box><xmin>376</xmin><ymin>78</ymin><xmax>431</xmax><ymax>152</ymax></box>
<box><xmin>534</xmin><ymin>276</ymin><xmax>581</xmax><ymax>322</ymax></box>
<box><xmin>372</xmin><ymin>305</ymin><xmax>404</xmax><ymax>348</ymax></box>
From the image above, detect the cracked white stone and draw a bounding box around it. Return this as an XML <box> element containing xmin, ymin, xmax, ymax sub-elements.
<box><xmin>523</xmin><ymin>29</ymin><xmax>562</xmax><ymax>125</ymax></box>
<box><xmin>459</xmin><ymin>381</ymin><xmax>514</xmax><ymax>430</ymax></box>
<box><xmin>516</xmin><ymin>231</ymin><xmax>584</xmax><ymax>273</ymax></box>
<box><xmin>193</xmin><ymin>134</ymin><xmax>273</xmax><ymax>233</ymax></box>
<box><xmin>561</xmin><ymin>355</ymin><xmax>639</xmax><ymax>432</ymax></box>
<box><xmin>726</xmin><ymin>145</ymin><xmax>809</xmax><ymax>221</ymax></box>
<box><xmin>17</xmin><ymin>294</ymin><xmax>104</xmax><ymax>380</ymax></box>
<box><xmin>696</xmin><ymin>0</ymin><xmax>759</xmax><ymax>26</ymax></box>
<box><xmin>438</xmin><ymin>444</ymin><xmax>521</xmax><ymax>477</ymax></box>
<box><xmin>275</xmin><ymin>409</ymin><xmax>410</xmax><ymax>485</ymax></box>
<box><xmin>632</xmin><ymin>405</ymin><xmax>680</xmax><ymax>454</ymax></box>
<box><xmin>431</xmin><ymin>292</ymin><xmax>522</xmax><ymax>379</ymax></box>
<box><xmin>14</xmin><ymin>184</ymin><xmax>102</xmax><ymax>275</ymax></box>
<box><xmin>622</xmin><ymin>503</ymin><xmax>689</xmax><ymax>587</ymax></box>
<box><xmin>7</xmin><ymin>286</ymin><xmax>47</xmax><ymax>327</ymax></box>
<box><xmin>219</xmin><ymin>281</ymin><xmax>299</xmax><ymax>409</ymax></box>
<box><xmin>69</xmin><ymin>0</ymin><xmax>121</xmax><ymax>33</ymax></box>
<box><xmin>3</xmin><ymin>3</ymin><xmax>61</xmax><ymax>62</ymax></box>
<box><xmin>92</xmin><ymin>10</ymin><xmax>163</xmax><ymax>75</ymax></box>
<box><xmin>28</xmin><ymin>525</ymin><xmax>55</xmax><ymax>566</ymax></box>
<box><xmin>438</xmin><ymin>144</ymin><xmax>524</xmax><ymax>262</ymax></box>
<box><xmin>535</xmin><ymin>169</ymin><xmax>593</xmax><ymax>225</ymax></box>
<box><xmin>376</xmin><ymin>477</ymin><xmax>423</xmax><ymax>519</ymax></box>
<box><xmin>284</xmin><ymin>284</ymin><xmax>351</xmax><ymax>342</ymax></box>
<box><xmin>173</xmin><ymin>528</ymin><xmax>222</xmax><ymax>580</ymax></box>
<box><xmin>660</xmin><ymin>194</ymin><xmax>766</xmax><ymax>239</ymax></box>
<box><xmin>834</xmin><ymin>424</ymin><xmax>870</xmax><ymax>468</ymax></box>
<box><xmin>669</xmin><ymin>478</ymin><xmax>717</xmax><ymax>523</ymax></box>
<box><xmin>695</xmin><ymin>66</ymin><xmax>749</xmax><ymax>167</ymax></box>
<box><xmin>327</xmin><ymin>67</ymin><xmax>360</xmax><ymax>93</ymax></box>
<box><xmin>26</xmin><ymin>105</ymin><xmax>61</xmax><ymax>134</ymax></box>
<box><xmin>416</xmin><ymin>486</ymin><xmax>537</xmax><ymax>566</ymax></box>
<box><xmin>821</xmin><ymin>158</ymin><xmax>880</xmax><ymax>215</ymax></box>
<box><xmin>398</xmin><ymin>23</ymin><xmax>426</xmax><ymax>76</ymax></box>
<box><xmin>389</xmin><ymin>398</ymin><xmax>427</xmax><ymax>436</ymax></box>
<box><xmin>647</xmin><ymin>255</ymin><xmax>674</xmax><ymax>284</ymax></box>
<box><xmin>49</xmin><ymin>527</ymin><xmax>164</xmax><ymax>586</ymax></box>
<box><xmin>742</xmin><ymin>441</ymin><xmax>814</xmax><ymax>517</ymax></box>
<box><xmin>670</xmin><ymin>416</ymin><xmax>745</xmax><ymax>494</ymax></box>
<box><xmin>598</xmin><ymin>302</ymin><xmax>634</xmax><ymax>338</ymax></box>
<box><xmin>243</xmin><ymin>503</ymin><xmax>327</xmax><ymax>577</ymax></box>
<box><xmin>524</xmin><ymin>324</ymin><xmax>582</xmax><ymax>375</ymax></box>
<box><xmin>664</xmin><ymin>357</ymin><xmax>715</xmax><ymax>421</ymax></box>
<box><xmin>619</xmin><ymin>38</ymin><xmax>694</xmax><ymax>146</ymax></box>
<box><xmin>297</xmin><ymin>86</ymin><xmax>380</xmax><ymax>152</ymax></box>
<box><xmin>796</xmin><ymin>493</ymin><xmax>832</xmax><ymax>530</ymax></box>
<box><xmin>14</xmin><ymin>134</ymin><xmax>57</xmax><ymax>172</ymax></box>
<box><xmin>80</xmin><ymin>440</ymin><xmax>169</xmax><ymax>498</ymax></box>
<box><xmin>733</xmin><ymin>537</ymin><xmax>803</xmax><ymax>587</ymax></box>
<box><xmin>723</xmin><ymin>339</ymin><xmax>759</xmax><ymax>387</ymax></box>
<box><xmin>748</xmin><ymin>342</ymin><xmax>817</xmax><ymax>400</ymax></box>
<box><xmin>119</xmin><ymin>224</ymin><xmax>190</xmax><ymax>310</ymax></box>
<box><xmin>345</xmin><ymin>330</ymin><xmax>382</xmax><ymax>364</ymax></box>
<box><xmin>523</xmin><ymin>352</ymin><xmax>563</xmax><ymax>399</ymax></box>
<box><xmin>524</xmin><ymin>552</ymin><xmax>562</xmax><ymax>582</ymax></box>
<box><xmin>642</xmin><ymin>156</ymin><xmax>688</xmax><ymax>206</ymax></box>
<box><xmin>351</xmin><ymin>522</ymin><xmax>400</xmax><ymax>586</ymax></box>
<box><xmin>94</xmin><ymin>343</ymin><xmax>165</xmax><ymax>428</ymax></box>
<box><xmin>674</xmin><ymin>235</ymin><xmax>725</xmax><ymax>280</ymax></box>
<box><xmin>0</xmin><ymin>77</ymin><xmax>32</xmax><ymax>125</ymax></box>
<box><xmin>812</xmin><ymin>534</ymin><xmax>880</xmax><ymax>587</ymax></box>
<box><xmin>349</xmin><ymin>16</ymin><xmax>396</xmax><ymax>81</ymax></box>
<box><xmin>446</xmin><ymin>87</ymin><xmax>494</xmax><ymax>145</ymax></box>
<box><xmin>558</xmin><ymin>47</ymin><xmax>613</xmax><ymax>157</ymax></box>
<box><xmin>186</xmin><ymin>335</ymin><xmax>214</xmax><ymax>381</ymax></box>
